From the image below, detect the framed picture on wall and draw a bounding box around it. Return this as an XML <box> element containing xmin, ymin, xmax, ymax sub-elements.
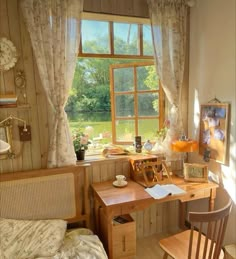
<box><xmin>199</xmin><ymin>103</ymin><xmax>230</xmax><ymax>165</ymax></box>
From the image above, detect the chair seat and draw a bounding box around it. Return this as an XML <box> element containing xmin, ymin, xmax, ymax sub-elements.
<box><xmin>159</xmin><ymin>230</ymin><xmax>224</xmax><ymax>259</ymax></box>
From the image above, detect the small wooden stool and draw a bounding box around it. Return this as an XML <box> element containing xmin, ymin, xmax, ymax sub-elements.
<box><xmin>224</xmin><ymin>244</ymin><xmax>236</xmax><ymax>259</ymax></box>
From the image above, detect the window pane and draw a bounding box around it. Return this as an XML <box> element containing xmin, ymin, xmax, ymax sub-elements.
<box><xmin>116</xmin><ymin>120</ymin><xmax>135</xmax><ymax>141</ymax></box>
<box><xmin>137</xmin><ymin>66</ymin><xmax>149</xmax><ymax>90</ymax></box>
<box><xmin>138</xmin><ymin>119</ymin><xmax>159</xmax><ymax>140</ymax></box>
<box><xmin>114</xmin><ymin>23</ymin><xmax>138</xmax><ymax>55</ymax></box>
<box><xmin>115</xmin><ymin>95</ymin><xmax>134</xmax><ymax>117</ymax></box>
<box><xmin>138</xmin><ymin>93</ymin><xmax>159</xmax><ymax>116</ymax></box>
<box><xmin>143</xmin><ymin>25</ymin><xmax>153</xmax><ymax>56</ymax></box>
<box><xmin>82</xmin><ymin>20</ymin><xmax>110</xmax><ymax>54</ymax></box>
<box><xmin>114</xmin><ymin>67</ymin><xmax>134</xmax><ymax>92</ymax></box>
<box><xmin>137</xmin><ymin>66</ymin><xmax>159</xmax><ymax>91</ymax></box>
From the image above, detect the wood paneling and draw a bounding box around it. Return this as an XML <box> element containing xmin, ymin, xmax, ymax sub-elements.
<box><xmin>85</xmin><ymin>158</ymin><xmax>179</xmax><ymax>237</ymax></box>
<box><xmin>0</xmin><ymin>0</ymin><xmax>150</xmax><ymax>173</ymax></box>
<box><xmin>0</xmin><ymin>0</ymin><xmax>48</xmax><ymax>172</ymax></box>
<box><xmin>83</xmin><ymin>0</ymin><xmax>149</xmax><ymax>18</ymax></box>
<box><xmin>0</xmin><ymin>0</ymin><xmax>181</xmax><ymax>238</ymax></box>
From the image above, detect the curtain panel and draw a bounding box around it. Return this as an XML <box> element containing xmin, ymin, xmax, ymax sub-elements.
<box><xmin>21</xmin><ymin>0</ymin><xmax>83</xmax><ymax>167</ymax></box>
<box><xmin>147</xmin><ymin>0</ymin><xmax>189</xmax><ymax>158</ymax></box>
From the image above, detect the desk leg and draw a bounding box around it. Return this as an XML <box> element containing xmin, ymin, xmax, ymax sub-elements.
<box><xmin>179</xmin><ymin>201</ymin><xmax>187</xmax><ymax>229</ymax></box>
<box><xmin>94</xmin><ymin>198</ymin><xmax>100</xmax><ymax>234</ymax></box>
<box><xmin>209</xmin><ymin>188</ymin><xmax>217</xmax><ymax>211</ymax></box>
<box><xmin>99</xmin><ymin>209</ymin><xmax>113</xmax><ymax>259</ymax></box>
<box><xmin>107</xmin><ymin>215</ymin><xmax>113</xmax><ymax>259</ymax></box>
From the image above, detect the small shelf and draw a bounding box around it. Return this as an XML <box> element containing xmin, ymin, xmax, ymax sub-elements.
<box><xmin>0</xmin><ymin>104</ymin><xmax>30</xmax><ymax>109</ymax></box>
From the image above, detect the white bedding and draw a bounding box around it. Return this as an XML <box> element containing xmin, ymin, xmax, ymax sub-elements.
<box><xmin>51</xmin><ymin>229</ymin><xmax>108</xmax><ymax>259</ymax></box>
<box><xmin>0</xmin><ymin>218</ymin><xmax>108</xmax><ymax>259</ymax></box>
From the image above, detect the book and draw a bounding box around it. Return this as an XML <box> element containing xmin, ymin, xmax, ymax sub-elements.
<box><xmin>113</xmin><ymin>216</ymin><xmax>130</xmax><ymax>224</ymax></box>
<box><xmin>0</xmin><ymin>94</ymin><xmax>17</xmax><ymax>107</ymax></box>
<box><xmin>0</xmin><ymin>94</ymin><xmax>17</xmax><ymax>102</ymax></box>
<box><xmin>145</xmin><ymin>184</ymin><xmax>186</xmax><ymax>199</ymax></box>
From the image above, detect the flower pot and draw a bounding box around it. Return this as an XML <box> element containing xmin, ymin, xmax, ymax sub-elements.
<box><xmin>76</xmin><ymin>150</ymin><xmax>85</xmax><ymax>161</ymax></box>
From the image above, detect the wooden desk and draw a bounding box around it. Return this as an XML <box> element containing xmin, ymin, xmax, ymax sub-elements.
<box><xmin>92</xmin><ymin>176</ymin><xmax>218</xmax><ymax>259</ymax></box>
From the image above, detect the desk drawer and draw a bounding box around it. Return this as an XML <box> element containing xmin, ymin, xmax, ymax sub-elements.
<box><xmin>112</xmin><ymin>214</ymin><xmax>136</xmax><ymax>259</ymax></box>
<box><xmin>107</xmin><ymin>204</ymin><xmax>144</xmax><ymax>218</ymax></box>
<box><xmin>181</xmin><ymin>189</ymin><xmax>211</xmax><ymax>202</ymax></box>
<box><xmin>121</xmin><ymin>203</ymin><xmax>144</xmax><ymax>215</ymax></box>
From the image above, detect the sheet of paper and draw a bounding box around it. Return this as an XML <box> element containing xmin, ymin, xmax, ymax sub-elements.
<box><xmin>145</xmin><ymin>184</ymin><xmax>186</xmax><ymax>199</ymax></box>
<box><xmin>163</xmin><ymin>184</ymin><xmax>186</xmax><ymax>195</ymax></box>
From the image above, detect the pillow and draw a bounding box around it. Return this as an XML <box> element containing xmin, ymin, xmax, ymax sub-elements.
<box><xmin>66</xmin><ymin>228</ymin><xmax>93</xmax><ymax>236</ymax></box>
<box><xmin>0</xmin><ymin>218</ymin><xmax>67</xmax><ymax>259</ymax></box>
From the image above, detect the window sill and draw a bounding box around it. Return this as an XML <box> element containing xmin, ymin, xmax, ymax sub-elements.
<box><xmin>76</xmin><ymin>154</ymin><xmax>130</xmax><ymax>164</ymax></box>
<box><xmin>76</xmin><ymin>152</ymin><xmax>165</xmax><ymax>164</ymax></box>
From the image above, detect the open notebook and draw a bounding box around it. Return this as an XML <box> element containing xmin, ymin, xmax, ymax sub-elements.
<box><xmin>145</xmin><ymin>184</ymin><xmax>186</xmax><ymax>199</ymax></box>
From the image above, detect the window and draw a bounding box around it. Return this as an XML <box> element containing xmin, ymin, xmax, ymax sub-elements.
<box><xmin>79</xmin><ymin>13</ymin><xmax>154</xmax><ymax>58</ymax></box>
<box><xmin>81</xmin><ymin>20</ymin><xmax>110</xmax><ymax>54</ymax></box>
<box><xmin>113</xmin><ymin>22</ymin><xmax>139</xmax><ymax>55</ymax></box>
<box><xmin>66</xmin><ymin>13</ymin><xmax>165</xmax><ymax>150</ymax></box>
<box><xmin>110</xmin><ymin>62</ymin><xmax>164</xmax><ymax>144</ymax></box>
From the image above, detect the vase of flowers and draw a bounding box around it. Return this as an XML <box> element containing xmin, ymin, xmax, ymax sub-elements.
<box><xmin>73</xmin><ymin>132</ymin><xmax>91</xmax><ymax>161</ymax></box>
<box><xmin>155</xmin><ymin>119</ymin><xmax>170</xmax><ymax>142</ymax></box>
<box><xmin>152</xmin><ymin>119</ymin><xmax>170</xmax><ymax>153</ymax></box>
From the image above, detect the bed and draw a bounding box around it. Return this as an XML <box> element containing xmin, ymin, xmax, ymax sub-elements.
<box><xmin>0</xmin><ymin>165</ymin><xmax>108</xmax><ymax>259</ymax></box>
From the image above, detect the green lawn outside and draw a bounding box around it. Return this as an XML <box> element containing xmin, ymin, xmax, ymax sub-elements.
<box><xmin>68</xmin><ymin>119</ymin><xmax>158</xmax><ymax>145</ymax></box>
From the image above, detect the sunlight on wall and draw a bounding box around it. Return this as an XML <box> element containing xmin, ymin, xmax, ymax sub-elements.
<box><xmin>193</xmin><ymin>89</ymin><xmax>200</xmax><ymax>137</ymax></box>
<box><xmin>220</xmin><ymin>119</ymin><xmax>236</xmax><ymax>203</ymax></box>
<box><xmin>221</xmin><ymin>133</ymin><xmax>236</xmax><ymax>203</ymax></box>
<box><xmin>193</xmin><ymin>88</ymin><xmax>236</xmax><ymax>203</ymax></box>
<box><xmin>222</xmin><ymin>165</ymin><xmax>236</xmax><ymax>203</ymax></box>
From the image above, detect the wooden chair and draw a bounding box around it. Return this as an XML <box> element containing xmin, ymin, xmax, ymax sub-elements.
<box><xmin>159</xmin><ymin>198</ymin><xmax>232</xmax><ymax>259</ymax></box>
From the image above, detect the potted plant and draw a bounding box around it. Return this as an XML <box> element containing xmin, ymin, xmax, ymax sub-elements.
<box><xmin>73</xmin><ymin>132</ymin><xmax>91</xmax><ymax>160</ymax></box>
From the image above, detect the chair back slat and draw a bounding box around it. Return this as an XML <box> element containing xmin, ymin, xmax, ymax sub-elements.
<box><xmin>196</xmin><ymin>223</ymin><xmax>203</xmax><ymax>258</ymax></box>
<box><xmin>213</xmin><ymin>215</ymin><xmax>230</xmax><ymax>259</ymax></box>
<box><xmin>188</xmin><ymin>199</ymin><xmax>232</xmax><ymax>259</ymax></box>
<box><xmin>203</xmin><ymin>230</ymin><xmax>209</xmax><ymax>258</ymax></box>
<box><xmin>214</xmin><ymin>220</ymin><xmax>223</xmax><ymax>253</ymax></box>
<box><xmin>208</xmin><ymin>221</ymin><xmax>217</xmax><ymax>258</ymax></box>
<box><xmin>188</xmin><ymin>226</ymin><xmax>194</xmax><ymax>259</ymax></box>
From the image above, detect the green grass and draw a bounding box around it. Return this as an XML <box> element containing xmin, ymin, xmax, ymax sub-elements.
<box><xmin>68</xmin><ymin>119</ymin><xmax>158</xmax><ymax>144</ymax></box>
<box><xmin>69</xmin><ymin>120</ymin><xmax>112</xmax><ymax>143</ymax></box>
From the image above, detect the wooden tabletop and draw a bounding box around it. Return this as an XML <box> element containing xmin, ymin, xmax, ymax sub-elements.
<box><xmin>92</xmin><ymin>179</ymin><xmax>152</xmax><ymax>207</ymax></box>
<box><xmin>91</xmin><ymin>176</ymin><xmax>219</xmax><ymax>209</ymax></box>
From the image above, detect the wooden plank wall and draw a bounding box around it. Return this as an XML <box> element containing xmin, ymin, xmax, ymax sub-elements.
<box><xmin>0</xmin><ymin>0</ymin><xmax>150</xmax><ymax>173</ymax></box>
<box><xmin>0</xmin><ymin>0</ymin><xmax>49</xmax><ymax>172</ymax></box>
<box><xmin>83</xmin><ymin>0</ymin><xmax>149</xmax><ymax>18</ymax></box>
<box><xmin>0</xmin><ymin>0</ymin><xmax>180</xmax><ymax>238</ymax></box>
<box><xmin>86</xmin><ymin>158</ymin><xmax>180</xmax><ymax>238</ymax></box>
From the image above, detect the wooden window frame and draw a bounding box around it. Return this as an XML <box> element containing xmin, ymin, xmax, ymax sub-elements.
<box><xmin>79</xmin><ymin>12</ymin><xmax>153</xmax><ymax>60</ymax></box>
<box><xmin>77</xmin><ymin>12</ymin><xmax>165</xmax><ymax>145</ymax></box>
<box><xmin>110</xmin><ymin>62</ymin><xmax>164</xmax><ymax>145</ymax></box>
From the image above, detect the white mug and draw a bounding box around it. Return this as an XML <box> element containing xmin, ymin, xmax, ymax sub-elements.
<box><xmin>116</xmin><ymin>175</ymin><xmax>126</xmax><ymax>185</ymax></box>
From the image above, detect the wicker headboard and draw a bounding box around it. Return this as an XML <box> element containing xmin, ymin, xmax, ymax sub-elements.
<box><xmin>0</xmin><ymin>164</ymin><xmax>91</xmax><ymax>227</ymax></box>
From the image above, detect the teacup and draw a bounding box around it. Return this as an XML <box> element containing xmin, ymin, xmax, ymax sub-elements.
<box><xmin>116</xmin><ymin>175</ymin><xmax>126</xmax><ymax>185</ymax></box>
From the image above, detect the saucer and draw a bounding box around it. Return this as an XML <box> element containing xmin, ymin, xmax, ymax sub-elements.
<box><xmin>113</xmin><ymin>180</ymin><xmax>128</xmax><ymax>188</ymax></box>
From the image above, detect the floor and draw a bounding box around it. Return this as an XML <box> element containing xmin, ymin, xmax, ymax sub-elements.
<box><xmin>136</xmin><ymin>233</ymin><xmax>166</xmax><ymax>258</ymax></box>
<box><xmin>136</xmin><ymin>230</ymin><xmax>182</xmax><ymax>258</ymax></box>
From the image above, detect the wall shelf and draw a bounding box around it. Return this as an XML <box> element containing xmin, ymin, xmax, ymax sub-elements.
<box><xmin>0</xmin><ymin>104</ymin><xmax>30</xmax><ymax>109</ymax></box>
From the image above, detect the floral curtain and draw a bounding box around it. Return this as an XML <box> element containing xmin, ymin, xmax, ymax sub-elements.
<box><xmin>20</xmin><ymin>0</ymin><xmax>83</xmax><ymax>167</ymax></box>
<box><xmin>147</xmin><ymin>0</ymin><xmax>189</xmax><ymax>158</ymax></box>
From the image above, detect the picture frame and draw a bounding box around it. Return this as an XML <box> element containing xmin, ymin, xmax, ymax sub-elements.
<box><xmin>199</xmin><ymin>103</ymin><xmax>230</xmax><ymax>165</ymax></box>
<box><xmin>184</xmin><ymin>163</ymin><xmax>208</xmax><ymax>182</ymax></box>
